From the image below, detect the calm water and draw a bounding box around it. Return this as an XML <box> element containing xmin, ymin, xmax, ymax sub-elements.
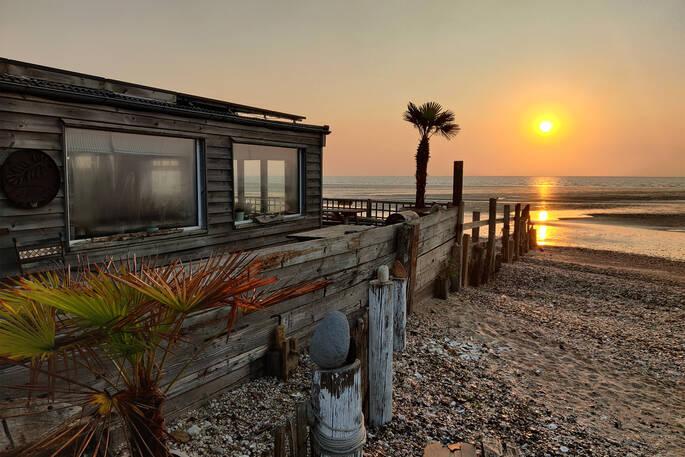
<box><xmin>324</xmin><ymin>176</ymin><xmax>685</xmax><ymax>260</ymax></box>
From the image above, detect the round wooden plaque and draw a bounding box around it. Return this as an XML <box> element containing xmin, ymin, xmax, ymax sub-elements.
<box><xmin>0</xmin><ymin>149</ymin><xmax>61</xmax><ymax>209</ymax></box>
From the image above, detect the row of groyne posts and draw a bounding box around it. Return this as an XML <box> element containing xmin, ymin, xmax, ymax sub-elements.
<box><xmin>272</xmin><ymin>161</ymin><xmax>538</xmax><ymax>457</ymax></box>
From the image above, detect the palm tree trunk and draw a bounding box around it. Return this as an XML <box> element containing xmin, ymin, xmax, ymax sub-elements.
<box><xmin>415</xmin><ymin>135</ymin><xmax>430</xmax><ymax>209</ymax></box>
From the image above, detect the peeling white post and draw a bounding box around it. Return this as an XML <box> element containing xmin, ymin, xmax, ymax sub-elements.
<box><xmin>368</xmin><ymin>267</ymin><xmax>394</xmax><ymax>427</ymax></box>
<box><xmin>311</xmin><ymin>359</ymin><xmax>365</xmax><ymax>457</ymax></box>
<box><xmin>392</xmin><ymin>277</ymin><xmax>407</xmax><ymax>352</ymax></box>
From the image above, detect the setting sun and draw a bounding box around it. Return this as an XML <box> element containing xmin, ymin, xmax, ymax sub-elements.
<box><xmin>538</xmin><ymin>120</ymin><xmax>554</xmax><ymax>134</ymax></box>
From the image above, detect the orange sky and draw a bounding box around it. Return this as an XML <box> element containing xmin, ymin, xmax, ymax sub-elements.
<box><xmin>1</xmin><ymin>0</ymin><xmax>683</xmax><ymax>176</ymax></box>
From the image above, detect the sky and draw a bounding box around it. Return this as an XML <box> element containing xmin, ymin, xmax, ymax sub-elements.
<box><xmin>1</xmin><ymin>0</ymin><xmax>683</xmax><ymax>177</ymax></box>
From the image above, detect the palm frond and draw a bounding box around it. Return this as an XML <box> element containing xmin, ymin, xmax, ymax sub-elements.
<box><xmin>0</xmin><ymin>289</ymin><xmax>56</xmax><ymax>361</ymax></box>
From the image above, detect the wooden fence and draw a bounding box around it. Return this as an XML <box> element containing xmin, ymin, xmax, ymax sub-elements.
<box><xmin>0</xmin><ymin>199</ymin><xmax>534</xmax><ymax>453</ymax></box>
<box><xmin>322</xmin><ymin>197</ymin><xmax>450</xmax><ymax>225</ymax></box>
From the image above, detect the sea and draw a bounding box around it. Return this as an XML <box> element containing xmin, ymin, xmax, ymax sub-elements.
<box><xmin>323</xmin><ymin>176</ymin><xmax>685</xmax><ymax>261</ymax></box>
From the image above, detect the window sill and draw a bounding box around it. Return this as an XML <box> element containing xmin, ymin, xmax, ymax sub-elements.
<box><xmin>68</xmin><ymin>227</ymin><xmax>208</xmax><ymax>252</ymax></box>
<box><xmin>233</xmin><ymin>214</ymin><xmax>305</xmax><ymax>230</ymax></box>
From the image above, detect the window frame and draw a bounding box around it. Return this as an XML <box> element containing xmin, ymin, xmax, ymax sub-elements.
<box><xmin>231</xmin><ymin>141</ymin><xmax>304</xmax><ymax>228</ymax></box>
<box><xmin>63</xmin><ymin>126</ymin><xmax>207</xmax><ymax>247</ymax></box>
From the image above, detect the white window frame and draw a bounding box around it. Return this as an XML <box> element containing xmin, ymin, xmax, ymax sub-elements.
<box><xmin>232</xmin><ymin>144</ymin><xmax>304</xmax><ymax>227</ymax></box>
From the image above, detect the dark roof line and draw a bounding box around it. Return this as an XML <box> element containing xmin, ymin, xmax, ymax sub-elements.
<box><xmin>0</xmin><ymin>58</ymin><xmax>330</xmax><ymax>134</ymax></box>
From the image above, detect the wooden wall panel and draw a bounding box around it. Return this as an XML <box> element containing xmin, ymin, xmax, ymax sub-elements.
<box><xmin>0</xmin><ymin>91</ymin><xmax>325</xmax><ymax>277</ymax></box>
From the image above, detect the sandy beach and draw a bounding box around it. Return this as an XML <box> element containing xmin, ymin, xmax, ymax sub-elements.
<box><xmin>365</xmin><ymin>247</ymin><xmax>685</xmax><ymax>456</ymax></box>
<box><xmin>168</xmin><ymin>246</ymin><xmax>684</xmax><ymax>456</ymax></box>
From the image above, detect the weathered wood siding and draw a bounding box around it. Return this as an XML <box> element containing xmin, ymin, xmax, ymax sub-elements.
<box><xmin>0</xmin><ymin>221</ymin><xmax>400</xmax><ymax>450</ymax></box>
<box><xmin>0</xmin><ymin>90</ymin><xmax>325</xmax><ymax>276</ymax></box>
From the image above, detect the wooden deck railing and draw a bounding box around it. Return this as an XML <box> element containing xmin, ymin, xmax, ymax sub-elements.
<box><xmin>322</xmin><ymin>197</ymin><xmax>450</xmax><ymax>225</ymax></box>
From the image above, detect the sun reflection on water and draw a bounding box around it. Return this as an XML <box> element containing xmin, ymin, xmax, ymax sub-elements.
<box><xmin>532</xmin><ymin>209</ymin><xmax>552</xmax><ymax>246</ymax></box>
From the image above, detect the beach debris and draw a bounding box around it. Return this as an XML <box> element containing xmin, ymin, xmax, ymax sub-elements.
<box><xmin>309</xmin><ymin>311</ymin><xmax>351</xmax><ymax>369</ymax></box>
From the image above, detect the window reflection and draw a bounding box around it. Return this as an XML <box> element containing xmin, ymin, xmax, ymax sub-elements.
<box><xmin>66</xmin><ymin>128</ymin><xmax>200</xmax><ymax>240</ymax></box>
<box><xmin>232</xmin><ymin>144</ymin><xmax>300</xmax><ymax>222</ymax></box>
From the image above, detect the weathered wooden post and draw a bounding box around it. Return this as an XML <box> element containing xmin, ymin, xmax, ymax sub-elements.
<box><xmin>472</xmin><ymin>211</ymin><xmax>481</xmax><ymax>243</ymax></box>
<box><xmin>434</xmin><ymin>263</ymin><xmax>450</xmax><ymax>299</ymax></box>
<box><xmin>461</xmin><ymin>233</ymin><xmax>471</xmax><ymax>288</ymax></box>
<box><xmin>470</xmin><ymin>243</ymin><xmax>485</xmax><ymax>287</ymax></box>
<box><xmin>392</xmin><ymin>276</ymin><xmax>407</xmax><ymax>352</ymax></box>
<box><xmin>368</xmin><ymin>269</ymin><xmax>394</xmax><ymax>427</ymax></box>
<box><xmin>396</xmin><ymin>221</ymin><xmax>420</xmax><ymax>314</ymax></box>
<box><xmin>311</xmin><ymin>360</ymin><xmax>366</xmax><ymax>457</ymax></box>
<box><xmin>484</xmin><ymin>198</ymin><xmax>497</xmax><ymax>282</ymax></box>
<box><xmin>448</xmin><ymin>242</ymin><xmax>462</xmax><ymax>292</ymax></box>
<box><xmin>522</xmin><ymin>204</ymin><xmax>531</xmax><ymax>253</ymax></box>
<box><xmin>502</xmin><ymin>204</ymin><xmax>511</xmax><ymax>263</ymax></box>
<box><xmin>513</xmin><ymin>203</ymin><xmax>521</xmax><ymax>261</ymax></box>
<box><xmin>452</xmin><ymin>160</ymin><xmax>464</xmax><ymax>206</ymax></box>
<box><xmin>456</xmin><ymin>201</ymin><xmax>465</xmax><ymax>241</ymax></box>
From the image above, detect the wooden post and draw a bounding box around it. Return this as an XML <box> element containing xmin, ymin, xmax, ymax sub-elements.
<box><xmin>484</xmin><ymin>198</ymin><xmax>497</xmax><ymax>282</ymax></box>
<box><xmin>530</xmin><ymin>227</ymin><xmax>537</xmax><ymax>250</ymax></box>
<box><xmin>461</xmin><ymin>233</ymin><xmax>471</xmax><ymax>288</ymax></box>
<box><xmin>273</xmin><ymin>424</ymin><xmax>287</xmax><ymax>457</ymax></box>
<box><xmin>366</xmin><ymin>199</ymin><xmax>372</xmax><ymax>218</ymax></box>
<box><xmin>396</xmin><ymin>222</ymin><xmax>420</xmax><ymax>314</ymax></box>
<box><xmin>351</xmin><ymin>317</ymin><xmax>369</xmax><ymax>424</ymax></box>
<box><xmin>434</xmin><ymin>264</ymin><xmax>450</xmax><ymax>299</ymax></box>
<box><xmin>452</xmin><ymin>160</ymin><xmax>464</xmax><ymax>206</ymax></box>
<box><xmin>502</xmin><ymin>204</ymin><xmax>511</xmax><ymax>263</ymax></box>
<box><xmin>471</xmin><ymin>211</ymin><xmax>481</xmax><ymax>242</ymax></box>
<box><xmin>368</xmin><ymin>277</ymin><xmax>394</xmax><ymax>427</ymax></box>
<box><xmin>294</xmin><ymin>401</ymin><xmax>308</xmax><ymax>457</ymax></box>
<box><xmin>392</xmin><ymin>278</ymin><xmax>407</xmax><ymax>352</ymax></box>
<box><xmin>513</xmin><ymin>204</ymin><xmax>521</xmax><ymax>261</ymax></box>
<box><xmin>470</xmin><ymin>243</ymin><xmax>485</xmax><ymax>287</ymax></box>
<box><xmin>311</xmin><ymin>360</ymin><xmax>365</xmax><ymax>457</ymax></box>
<box><xmin>456</xmin><ymin>200</ymin><xmax>465</xmax><ymax>242</ymax></box>
<box><xmin>522</xmin><ymin>204</ymin><xmax>530</xmax><ymax>254</ymax></box>
<box><xmin>448</xmin><ymin>243</ymin><xmax>462</xmax><ymax>293</ymax></box>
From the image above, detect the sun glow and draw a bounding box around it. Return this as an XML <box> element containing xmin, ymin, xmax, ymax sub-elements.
<box><xmin>538</xmin><ymin>120</ymin><xmax>554</xmax><ymax>135</ymax></box>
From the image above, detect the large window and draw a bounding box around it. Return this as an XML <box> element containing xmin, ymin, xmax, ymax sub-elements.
<box><xmin>233</xmin><ymin>144</ymin><xmax>301</xmax><ymax>223</ymax></box>
<box><xmin>65</xmin><ymin>128</ymin><xmax>202</xmax><ymax>241</ymax></box>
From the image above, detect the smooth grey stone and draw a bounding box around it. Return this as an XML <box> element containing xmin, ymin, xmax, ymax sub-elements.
<box><xmin>310</xmin><ymin>311</ymin><xmax>350</xmax><ymax>369</ymax></box>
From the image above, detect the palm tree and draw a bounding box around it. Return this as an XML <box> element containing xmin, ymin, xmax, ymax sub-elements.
<box><xmin>403</xmin><ymin>102</ymin><xmax>460</xmax><ymax>209</ymax></box>
<box><xmin>0</xmin><ymin>254</ymin><xmax>326</xmax><ymax>457</ymax></box>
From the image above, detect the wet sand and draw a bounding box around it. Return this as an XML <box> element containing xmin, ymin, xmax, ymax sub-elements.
<box><xmin>560</xmin><ymin>213</ymin><xmax>685</xmax><ymax>230</ymax></box>
<box><xmin>366</xmin><ymin>247</ymin><xmax>685</xmax><ymax>456</ymax></box>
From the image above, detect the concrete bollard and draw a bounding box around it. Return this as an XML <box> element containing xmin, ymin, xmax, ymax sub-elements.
<box><xmin>311</xmin><ymin>359</ymin><xmax>366</xmax><ymax>457</ymax></box>
<box><xmin>368</xmin><ymin>271</ymin><xmax>394</xmax><ymax>427</ymax></box>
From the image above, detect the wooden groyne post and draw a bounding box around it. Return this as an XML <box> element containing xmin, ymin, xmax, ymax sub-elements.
<box><xmin>472</xmin><ymin>211</ymin><xmax>481</xmax><ymax>243</ymax></box>
<box><xmin>484</xmin><ymin>198</ymin><xmax>497</xmax><ymax>282</ymax></box>
<box><xmin>502</xmin><ymin>204</ymin><xmax>511</xmax><ymax>263</ymax></box>
<box><xmin>513</xmin><ymin>203</ymin><xmax>521</xmax><ymax>261</ymax></box>
<box><xmin>392</xmin><ymin>277</ymin><xmax>407</xmax><ymax>352</ymax></box>
<box><xmin>368</xmin><ymin>273</ymin><xmax>394</xmax><ymax>426</ymax></box>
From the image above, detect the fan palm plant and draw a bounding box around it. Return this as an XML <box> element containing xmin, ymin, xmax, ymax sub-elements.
<box><xmin>403</xmin><ymin>101</ymin><xmax>460</xmax><ymax>209</ymax></box>
<box><xmin>0</xmin><ymin>254</ymin><xmax>326</xmax><ymax>457</ymax></box>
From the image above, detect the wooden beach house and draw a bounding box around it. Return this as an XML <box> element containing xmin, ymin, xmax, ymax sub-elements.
<box><xmin>0</xmin><ymin>58</ymin><xmax>329</xmax><ymax>277</ymax></box>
